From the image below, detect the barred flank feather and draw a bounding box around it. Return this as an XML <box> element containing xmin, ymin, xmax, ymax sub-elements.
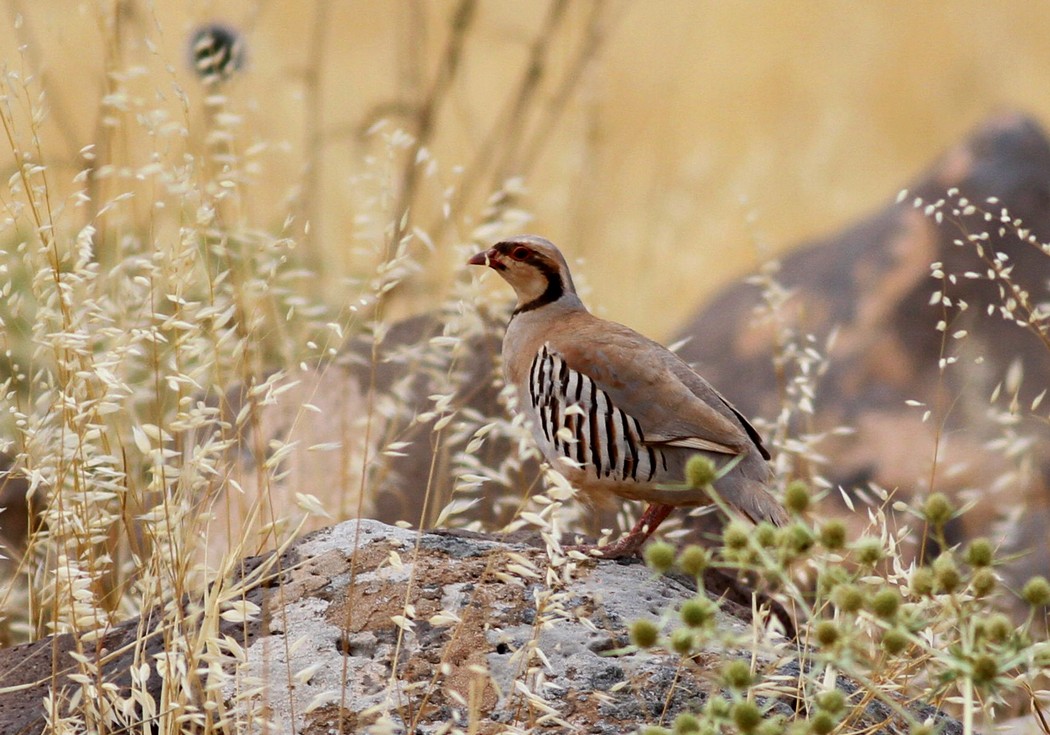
<box><xmin>529</xmin><ymin>345</ymin><xmax>661</xmax><ymax>483</ymax></box>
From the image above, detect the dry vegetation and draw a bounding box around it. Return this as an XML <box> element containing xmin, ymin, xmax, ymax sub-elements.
<box><xmin>0</xmin><ymin>2</ymin><xmax>1047</xmax><ymax>733</ymax></box>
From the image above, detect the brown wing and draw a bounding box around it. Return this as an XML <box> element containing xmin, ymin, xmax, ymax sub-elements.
<box><xmin>545</xmin><ymin>315</ymin><xmax>755</xmax><ymax>457</ymax></box>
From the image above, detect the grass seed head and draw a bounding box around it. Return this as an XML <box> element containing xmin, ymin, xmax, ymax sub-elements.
<box><xmin>706</xmin><ymin>696</ymin><xmax>730</xmax><ymax>719</ymax></box>
<box><xmin>832</xmin><ymin>583</ymin><xmax>864</xmax><ymax>614</ymax></box>
<box><xmin>808</xmin><ymin>710</ymin><xmax>836</xmax><ymax>735</ymax></box>
<box><xmin>910</xmin><ymin>566</ymin><xmax>935</xmax><ymax>597</ymax></box>
<box><xmin>670</xmin><ymin>627</ymin><xmax>695</xmax><ymax>655</ymax></box>
<box><xmin>1022</xmin><ymin>575</ymin><xmax>1050</xmax><ymax>607</ymax></box>
<box><xmin>722</xmin><ymin>520</ymin><xmax>750</xmax><ymax>551</ymax></box>
<box><xmin>630</xmin><ymin>619</ymin><xmax>660</xmax><ymax>648</ymax></box>
<box><xmin>933</xmin><ymin>554</ymin><xmax>961</xmax><ymax>593</ymax></box>
<box><xmin>731</xmin><ymin>700</ymin><xmax>762</xmax><ymax>732</ymax></box>
<box><xmin>680</xmin><ymin>596</ymin><xmax>716</xmax><ymax>629</ymax></box>
<box><xmin>815</xmin><ymin>620</ymin><xmax>840</xmax><ymax>647</ymax></box>
<box><xmin>882</xmin><ymin>627</ymin><xmax>909</xmax><ymax>655</ymax></box>
<box><xmin>964</xmin><ymin>537</ymin><xmax>994</xmax><ymax>567</ymax></box>
<box><xmin>983</xmin><ymin>613</ymin><xmax>1014</xmax><ymax>644</ymax></box>
<box><xmin>853</xmin><ymin>536</ymin><xmax>884</xmax><ymax>566</ymax></box>
<box><xmin>1032</xmin><ymin>642</ymin><xmax>1050</xmax><ymax>667</ymax></box>
<box><xmin>754</xmin><ymin>521</ymin><xmax>777</xmax><ymax>548</ymax></box>
<box><xmin>685</xmin><ymin>455</ymin><xmax>717</xmax><ymax>488</ymax></box>
<box><xmin>922</xmin><ymin>492</ymin><xmax>954</xmax><ymax>527</ymax></box>
<box><xmin>720</xmin><ymin>659</ymin><xmax>753</xmax><ymax>691</ymax></box>
<box><xmin>970</xmin><ymin>653</ymin><xmax>1000</xmax><ymax>687</ymax></box>
<box><xmin>676</xmin><ymin>544</ymin><xmax>710</xmax><ymax>577</ymax></box>
<box><xmin>672</xmin><ymin>712</ymin><xmax>701</xmax><ymax>734</ymax></box>
<box><xmin>870</xmin><ymin>588</ymin><xmax>900</xmax><ymax>620</ymax></box>
<box><xmin>815</xmin><ymin>689</ymin><xmax>845</xmax><ymax>714</ymax></box>
<box><xmin>818</xmin><ymin>520</ymin><xmax>847</xmax><ymax>550</ymax></box>
<box><xmin>783</xmin><ymin>479</ymin><xmax>810</xmax><ymax>514</ymax></box>
<box><xmin>781</xmin><ymin>522</ymin><xmax>815</xmax><ymax>557</ymax></box>
<box><xmin>970</xmin><ymin>567</ymin><xmax>997</xmax><ymax>597</ymax></box>
<box><xmin>645</xmin><ymin>541</ymin><xmax>676</xmax><ymax>573</ymax></box>
<box><xmin>818</xmin><ymin>566</ymin><xmax>849</xmax><ymax>597</ymax></box>
<box><xmin>757</xmin><ymin>718</ymin><xmax>788</xmax><ymax>735</ymax></box>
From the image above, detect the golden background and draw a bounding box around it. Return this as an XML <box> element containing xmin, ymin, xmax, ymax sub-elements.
<box><xmin>4</xmin><ymin>1</ymin><xmax>1049</xmax><ymax>333</ymax></box>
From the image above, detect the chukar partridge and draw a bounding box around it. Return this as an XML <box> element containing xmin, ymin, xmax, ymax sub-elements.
<box><xmin>469</xmin><ymin>235</ymin><xmax>788</xmax><ymax>559</ymax></box>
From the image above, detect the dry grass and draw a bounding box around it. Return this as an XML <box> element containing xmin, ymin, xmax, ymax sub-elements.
<box><xmin>5</xmin><ymin>2</ymin><xmax>1050</xmax><ymax>328</ymax></box>
<box><xmin>0</xmin><ymin>3</ymin><xmax>1047</xmax><ymax>734</ymax></box>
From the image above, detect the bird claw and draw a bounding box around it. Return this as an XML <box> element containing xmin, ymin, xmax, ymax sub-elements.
<box><xmin>564</xmin><ymin>536</ymin><xmax>646</xmax><ymax>560</ymax></box>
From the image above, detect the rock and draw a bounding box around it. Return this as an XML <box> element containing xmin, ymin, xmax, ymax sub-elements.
<box><xmin>0</xmin><ymin>547</ymin><xmax>274</xmax><ymax>734</ymax></box>
<box><xmin>0</xmin><ymin>451</ymin><xmax>35</xmax><ymax>559</ymax></box>
<box><xmin>0</xmin><ymin>519</ymin><xmax>966</xmax><ymax>734</ymax></box>
<box><xmin>674</xmin><ymin>112</ymin><xmax>1050</xmax><ymax>587</ymax></box>
<box><xmin>197</xmin><ymin>309</ymin><xmax>545</xmax><ymax>560</ymax></box>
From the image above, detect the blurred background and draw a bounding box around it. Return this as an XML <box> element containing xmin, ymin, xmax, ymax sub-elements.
<box><xmin>5</xmin><ymin>1</ymin><xmax>1050</xmax><ymax>334</ymax></box>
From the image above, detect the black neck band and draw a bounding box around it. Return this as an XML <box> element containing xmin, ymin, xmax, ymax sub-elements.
<box><xmin>512</xmin><ymin>259</ymin><xmax>563</xmax><ymax>317</ymax></box>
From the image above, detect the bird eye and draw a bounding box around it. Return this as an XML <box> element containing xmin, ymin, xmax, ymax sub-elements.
<box><xmin>510</xmin><ymin>246</ymin><xmax>530</xmax><ymax>261</ymax></box>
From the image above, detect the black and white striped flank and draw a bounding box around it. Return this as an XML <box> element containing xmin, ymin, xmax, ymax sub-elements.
<box><xmin>528</xmin><ymin>344</ymin><xmax>666</xmax><ymax>482</ymax></box>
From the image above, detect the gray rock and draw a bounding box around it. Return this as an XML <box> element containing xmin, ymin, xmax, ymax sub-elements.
<box><xmin>0</xmin><ymin>518</ymin><xmax>968</xmax><ymax>734</ymax></box>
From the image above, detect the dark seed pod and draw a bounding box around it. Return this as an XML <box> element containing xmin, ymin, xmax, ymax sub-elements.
<box><xmin>189</xmin><ymin>23</ymin><xmax>245</xmax><ymax>84</ymax></box>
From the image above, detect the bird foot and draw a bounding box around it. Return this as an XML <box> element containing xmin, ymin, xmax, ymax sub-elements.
<box><xmin>564</xmin><ymin>503</ymin><xmax>676</xmax><ymax>560</ymax></box>
<box><xmin>565</xmin><ymin>534</ymin><xmax>646</xmax><ymax>560</ymax></box>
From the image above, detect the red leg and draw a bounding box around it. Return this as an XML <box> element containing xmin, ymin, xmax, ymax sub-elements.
<box><xmin>569</xmin><ymin>503</ymin><xmax>675</xmax><ymax>559</ymax></box>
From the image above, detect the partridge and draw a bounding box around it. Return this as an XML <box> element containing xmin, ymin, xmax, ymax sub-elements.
<box><xmin>469</xmin><ymin>235</ymin><xmax>788</xmax><ymax>559</ymax></box>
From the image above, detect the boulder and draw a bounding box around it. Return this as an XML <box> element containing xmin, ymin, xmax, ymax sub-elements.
<box><xmin>0</xmin><ymin>519</ymin><xmax>966</xmax><ymax>734</ymax></box>
<box><xmin>0</xmin><ymin>452</ymin><xmax>32</xmax><ymax>555</ymax></box>
<box><xmin>674</xmin><ymin>112</ymin><xmax>1050</xmax><ymax>585</ymax></box>
<box><xmin>198</xmin><ymin>309</ymin><xmax>546</xmax><ymax>561</ymax></box>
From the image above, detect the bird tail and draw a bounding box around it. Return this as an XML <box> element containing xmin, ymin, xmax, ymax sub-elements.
<box><xmin>730</xmin><ymin>478</ymin><xmax>791</xmax><ymax>527</ymax></box>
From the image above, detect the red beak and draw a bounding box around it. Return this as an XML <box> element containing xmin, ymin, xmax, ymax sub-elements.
<box><xmin>468</xmin><ymin>249</ymin><xmax>496</xmax><ymax>267</ymax></box>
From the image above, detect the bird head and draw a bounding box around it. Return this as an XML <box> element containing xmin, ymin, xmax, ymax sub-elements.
<box><xmin>468</xmin><ymin>235</ymin><xmax>578</xmax><ymax>315</ymax></box>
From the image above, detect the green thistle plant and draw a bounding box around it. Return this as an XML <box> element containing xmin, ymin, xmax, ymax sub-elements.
<box><xmin>677</xmin><ymin>544</ymin><xmax>710</xmax><ymax>577</ymax></box>
<box><xmin>1022</xmin><ymin>575</ymin><xmax>1050</xmax><ymax>607</ymax></box>
<box><xmin>922</xmin><ymin>492</ymin><xmax>953</xmax><ymax>527</ymax></box>
<box><xmin>631</xmin><ymin>619</ymin><xmax>660</xmax><ymax>649</ymax></box>
<box><xmin>645</xmin><ymin>540</ymin><xmax>677</xmax><ymax>573</ymax></box>
<box><xmin>783</xmin><ymin>479</ymin><xmax>810</xmax><ymax>514</ymax></box>
<box><xmin>685</xmin><ymin>455</ymin><xmax>718</xmax><ymax>489</ymax></box>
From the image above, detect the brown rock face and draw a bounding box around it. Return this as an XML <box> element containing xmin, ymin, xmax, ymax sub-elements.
<box><xmin>0</xmin><ymin>453</ymin><xmax>33</xmax><ymax>554</ymax></box>
<box><xmin>202</xmin><ymin>309</ymin><xmax>544</xmax><ymax>559</ymax></box>
<box><xmin>673</xmin><ymin>113</ymin><xmax>1050</xmax><ymax>583</ymax></box>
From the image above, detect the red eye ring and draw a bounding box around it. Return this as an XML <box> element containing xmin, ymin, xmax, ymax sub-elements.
<box><xmin>510</xmin><ymin>246</ymin><xmax>530</xmax><ymax>261</ymax></box>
